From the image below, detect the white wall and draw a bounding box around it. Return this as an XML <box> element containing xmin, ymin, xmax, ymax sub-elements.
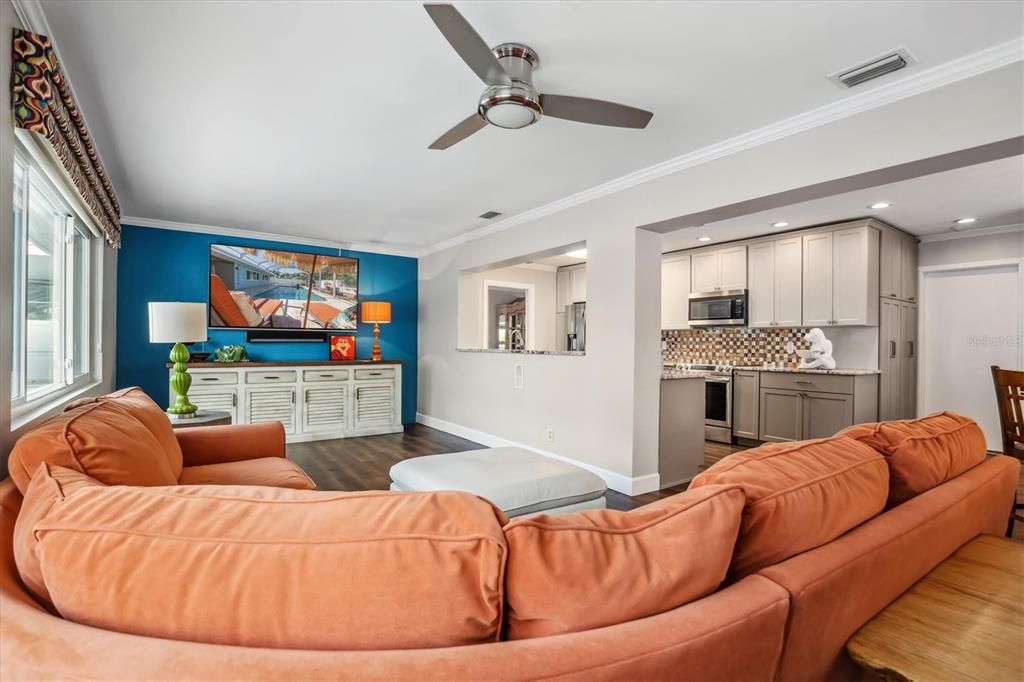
<box><xmin>1</xmin><ymin>1</ymin><xmax>118</xmax><ymax>477</ymax></box>
<box><xmin>457</xmin><ymin>265</ymin><xmax>557</xmax><ymax>351</ymax></box>
<box><xmin>919</xmin><ymin>227</ymin><xmax>1024</xmax><ymax>267</ymax></box>
<box><xmin>418</xmin><ymin>62</ymin><xmax>1023</xmax><ymax>494</ymax></box>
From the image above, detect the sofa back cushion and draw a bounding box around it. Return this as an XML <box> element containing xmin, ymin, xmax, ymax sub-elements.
<box><xmin>837</xmin><ymin>412</ymin><xmax>987</xmax><ymax>505</ymax></box>
<box><xmin>24</xmin><ymin>483</ymin><xmax>508</xmax><ymax>650</ymax></box>
<box><xmin>8</xmin><ymin>388</ymin><xmax>182</xmax><ymax>493</ymax></box>
<box><xmin>13</xmin><ymin>463</ymin><xmax>103</xmax><ymax>605</ymax></box>
<box><xmin>690</xmin><ymin>436</ymin><xmax>888</xmax><ymax>578</ymax></box>
<box><xmin>503</xmin><ymin>484</ymin><xmax>745</xmax><ymax>639</ymax></box>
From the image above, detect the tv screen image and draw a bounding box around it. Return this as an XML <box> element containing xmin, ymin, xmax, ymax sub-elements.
<box><xmin>209</xmin><ymin>244</ymin><xmax>359</xmax><ymax>330</ymax></box>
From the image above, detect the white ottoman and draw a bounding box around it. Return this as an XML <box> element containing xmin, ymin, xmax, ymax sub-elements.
<box><xmin>389</xmin><ymin>447</ymin><xmax>607</xmax><ymax>517</ymax></box>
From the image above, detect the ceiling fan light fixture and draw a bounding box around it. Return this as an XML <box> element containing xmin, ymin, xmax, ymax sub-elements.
<box><xmin>483</xmin><ymin>101</ymin><xmax>539</xmax><ymax>129</ymax></box>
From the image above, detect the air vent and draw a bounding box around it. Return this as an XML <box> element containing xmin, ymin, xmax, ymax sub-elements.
<box><xmin>479</xmin><ymin>210</ymin><xmax>502</xmax><ymax>219</ymax></box>
<box><xmin>829</xmin><ymin>48</ymin><xmax>916</xmax><ymax>89</ymax></box>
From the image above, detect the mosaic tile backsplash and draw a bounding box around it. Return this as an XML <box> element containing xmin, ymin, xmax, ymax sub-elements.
<box><xmin>662</xmin><ymin>327</ymin><xmax>813</xmax><ymax>367</ymax></box>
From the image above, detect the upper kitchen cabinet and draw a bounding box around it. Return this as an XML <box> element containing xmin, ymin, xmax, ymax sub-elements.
<box><xmin>691</xmin><ymin>245</ymin><xmax>747</xmax><ymax>294</ymax></box>
<box><xmin>748</xmin><ymin>237</ymin><xmax>802</xmax><ymax>328</ymax></box>
<box><xmin>556</xmin><ymin>264</ymin><xmax>587</xmax><ymax>308</ymax></box>
<box><xmin>880</xmin><ymin>229</ymin><xmax>920</xmax><ymax>302</ymax></box>
<box><xmin>802</xmin><ymin>226</ymin><xmax>879</xmax><ymax>327</ymax></box>
<box><xmin>661</xmin><ymin>252</ymin><xmax>691</xmax><ymax>329</ymax></box>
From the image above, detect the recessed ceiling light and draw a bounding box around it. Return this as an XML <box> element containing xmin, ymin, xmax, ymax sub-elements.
<box><xmin>954</xmin><ymin>217</ymin><xmax>977</xmax><ymax>225</ymax></box>
<box><xmin>697</xmin><ymin>236</ymin><xmax>712</xmax><ymax>242</ymax></box>
<box><xmin>869</xmin><ymin>202</ymin><xmax>891</xmax><ymax>209</ymax></box>
<box><xmin>566</xmin><ymin>248</ymin><xmax>587</xmax><ymax>259</ymax></box>
<box><xmin>772</xmin><ymin>221</ymin><xmax>789</xmax><ymax>228</ymax></box>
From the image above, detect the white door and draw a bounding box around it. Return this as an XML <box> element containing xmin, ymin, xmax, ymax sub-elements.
<box><xmin>774</xmin><ymin>237</ymin><xmax>803</xmax><ymax>327</ymax></box>
<box><xmin>302</xmin><ymin>384</ymin><xmax>348</xmax><ymax>434</ymax></box>
<box><xmin>555</xmin><ymin>270</ymin><xmax>572</xmax><ymax>310</ymax></box>
<box><xmin>920</xmin><ymin>262</ymin><xmax>1022</xmax><ymax>450</ymax></box>
<box><xmin>747</xmin><ymin>242</ymin><xmax>775</xmax><ymax>327</ymax></box>
<box><xmin>719</xmin><ymin>246</ymin><xmax>747</xmax><ymax>290</ymax></box>
<box><xmin>245</xmin><ymin>386</ymin><xmax>297</xmax><ymax>434</ymax></box>
<box><xmin>802</xmin><ymin>233</ymin><xmax>833</xmax><ymax>326</ymax></box>
<box><xmin>661</xmin><ymin>254</ymin><xmax>691</xmax><ymax>329</ymax></box>
<box><xmin>691</xmin><ymin>251</ymin><xmax>720</xmax><ymax>293</ymax></box>
<box><xmin>571</xmin><ymin>266</ymin><xmax>587</xmax><ymax>303</ymax></box>
<box><xmin>832</xmin><ymin>227</ymin><xmax>872</xmax><ymax>325</ymax></box>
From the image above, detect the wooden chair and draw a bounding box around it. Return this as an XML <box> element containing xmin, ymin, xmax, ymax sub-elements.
<box><xmin>991</xmin><ymin>365</ymin><xmax>1024</xmax><ymax>536</ymax></box>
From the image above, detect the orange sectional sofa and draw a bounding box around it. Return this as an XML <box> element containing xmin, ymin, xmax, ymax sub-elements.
<box><xmin>0</xmin><ymin>391</ymin><xmax>1019</xmax><ymax>681</ymax></box>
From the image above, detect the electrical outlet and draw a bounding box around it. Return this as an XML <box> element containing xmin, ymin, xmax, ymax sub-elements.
<box><xmin>546</xmin><ymin>427</ymin><xmax>554</xmax><ymax>442</ymax></box>
<box><xmin>513</xmin><ymin>364</ymin><xmax>524</xmax><ymax>389</ymax></box>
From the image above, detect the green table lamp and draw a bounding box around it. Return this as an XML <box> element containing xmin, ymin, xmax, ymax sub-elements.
<box><xmin>148</xmin><ymin>302</ymin><xmax>208</xmax><ymax>418</ymax></box>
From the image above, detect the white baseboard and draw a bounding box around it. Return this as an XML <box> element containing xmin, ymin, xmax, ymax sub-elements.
<box><xmin>415</xmin><ymin>412</ymin><xmax>661</xmax><ymax>496</ymax></box>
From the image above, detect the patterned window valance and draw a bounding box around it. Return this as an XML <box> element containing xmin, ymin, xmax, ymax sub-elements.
<box><xmin>12</xmin><ymin>29</ymin><xmax>121</xmax><ymax>247</ymax></box>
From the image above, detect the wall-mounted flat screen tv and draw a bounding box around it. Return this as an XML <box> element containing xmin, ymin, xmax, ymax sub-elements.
<box><xmin>209</xmin><ymin>244</ymin><xmax>359</xmax><ymax>330</ymax></box>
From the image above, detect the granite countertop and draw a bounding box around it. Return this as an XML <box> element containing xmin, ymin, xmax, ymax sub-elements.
<box><xmin>733</xmin><ymin>366</ymin><xmax>880</xmax><ymax>376</ymax></box>
<box><xmin>661</xmin><ymin>369</ymin><xmax>707</xmax><ymax>381</ymax></box>
<box><xmin>456</xmin><ymin>348</ymin><xmax>585</xmax><ymax>357</ymax></box>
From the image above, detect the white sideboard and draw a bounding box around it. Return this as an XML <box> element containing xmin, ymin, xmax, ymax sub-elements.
<box><xmin>170</xmin><ymin>361</ymin><xmax>403</xmax><ymax>443</ymax></box>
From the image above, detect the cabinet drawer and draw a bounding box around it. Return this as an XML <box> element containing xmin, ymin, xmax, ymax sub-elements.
<box><xmin>245</xmin><ymin>370</ymin><xmax>298</xmax><ymax>384</ymax></box>
<box><xmin>190</xmin><ymin>371</ymin><xmax>238</xmax><ymax>386</ymax></box>
<box><xmin>303</xmin><ymin>369</ymin><xmax>350</xmax><ymax>382</ymax></box>
<box><xmin>759</xmin><ymin>372</ymin><xmax>854</xmax><ymax>395</ymax></box>
<box><xmin>355</xmin><ymin>368</ymin><xmax>395</xmax><ymax>381</ymax></box>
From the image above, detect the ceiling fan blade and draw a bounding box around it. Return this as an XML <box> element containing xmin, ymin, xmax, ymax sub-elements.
<box><xmin>424</xmin><ymin>4</ymin><xmax>510</xmax><ymax>86</ymax></box>
<box><xmin>429</xmin><ymin>113</ymin><xmax>487</xmax><ymax>150</ymax></box>
<box><xmin>539</xmin><ymin>94</ymin><xmax>653</xmax><ymax>129</ymax></box>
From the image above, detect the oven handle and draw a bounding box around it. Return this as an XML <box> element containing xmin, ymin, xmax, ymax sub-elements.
<box><xmin>705</xmin><ymin>376</ymin><xmax>732</xmax><ymax>383</ymax></box>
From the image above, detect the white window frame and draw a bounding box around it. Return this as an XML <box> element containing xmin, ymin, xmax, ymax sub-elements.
<box><xmin>11</xmin><ymin>136</ymin><xmax>103</xmax><ymax>423</ymax></box>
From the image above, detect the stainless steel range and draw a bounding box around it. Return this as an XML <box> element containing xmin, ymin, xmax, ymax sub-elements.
<box><xmin>676</xmin><ymin>363</ymin><xmax>734</xmax><ymax>443</ymax></box>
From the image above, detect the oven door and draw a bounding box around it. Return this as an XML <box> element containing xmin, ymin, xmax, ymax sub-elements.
<box><xmin>688</xmin><ymin>290</ymin><xmax>747</xmax><ymax>327</ymax></box>
<box><xmin>704</xmin><ymin>376</ymin><xmax>732</xmax><ymax>428</ymax></box>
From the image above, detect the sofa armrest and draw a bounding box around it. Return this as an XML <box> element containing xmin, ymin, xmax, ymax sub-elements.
<box><xmin>175</xmin><ymin>422</ymin><xmax>286</xmax><ymax>467</ymax></box>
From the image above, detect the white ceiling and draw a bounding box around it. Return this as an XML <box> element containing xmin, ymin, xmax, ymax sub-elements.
<box><xmin>38</xmin><ymin>0</ymin><xmax>1024</xmax><ymax>251</ymax></box>
<box><xmin>660</xmin><ymin>156</ymin><xmax>1024</xmax><ymax>252</ymax></box>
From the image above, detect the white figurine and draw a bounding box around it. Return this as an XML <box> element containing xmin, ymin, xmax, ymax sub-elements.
<box><xmin>799</xmin><ymin>328</ymin><xmax>836</xmax><ymax>370</ymax></box>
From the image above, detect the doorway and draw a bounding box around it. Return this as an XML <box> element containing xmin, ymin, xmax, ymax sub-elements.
<box><xmin>919</xmin><ymin>259</ymin><xmax>1023</xmax><ymax>449</ymax></box>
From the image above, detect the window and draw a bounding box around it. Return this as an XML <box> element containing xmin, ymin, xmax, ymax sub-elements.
<box><xmin>11</xmin><ymin>147</ymin><xmax>98</xmax><ymax>408</ymax></box>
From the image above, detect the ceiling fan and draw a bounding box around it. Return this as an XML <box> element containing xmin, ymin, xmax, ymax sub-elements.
<box><xmin>424</xmin><ymin>3</ymin><xmax>654</xmax><ymax>150</ymax></box>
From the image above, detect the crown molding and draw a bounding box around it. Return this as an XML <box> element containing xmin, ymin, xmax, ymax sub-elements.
<box><xmin>422</xmin><ymin>37</ymin><xmax>1024</xmax><ymax>257</ymax></box>
<box><xmin>120</xmin><ymin>216</ymin><xmax>421</xmax><ymax>258</ymax></box>
<box><xmin>917</xmin><ymin>222</ymin><xmax>1024</xmax><ymax>244</ymax></box>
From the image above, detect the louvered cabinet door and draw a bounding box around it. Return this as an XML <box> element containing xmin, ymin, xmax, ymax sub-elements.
<box><xmin>189</xmin><ymin>388</ymin><xmax>238</xmax><ymax>423</ymax></box>
<box><xmin>244</xmin><ymin>386</ymin><xmax>297</xmax><ymax>434</ymax></box>
<box><xmin>353</xmin><ymin>381</ymin><xmax>397</xmax><ymax>430</ymax></box>
<box><xmin>302</xmin><ymin>384</ymin><xmax>348</xmax><ymax>434</ymax></box>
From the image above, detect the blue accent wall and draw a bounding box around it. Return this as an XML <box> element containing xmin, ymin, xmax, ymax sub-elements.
<box><xmin>116</xmin><ymin>225</ymin><xmax>418</xmax><ymax>423</ymax></box>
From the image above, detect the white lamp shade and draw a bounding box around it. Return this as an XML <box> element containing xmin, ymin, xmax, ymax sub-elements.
<box><xmin>148</xmin><ymin>302</ymin><xmax>208</xmax><ymax>343</ymax></box>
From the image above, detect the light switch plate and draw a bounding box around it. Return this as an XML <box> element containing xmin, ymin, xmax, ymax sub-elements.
<box><xmin>513</xmin><ymin>364</ymin><xmax>524</xmax><ymax>389</ymax></box>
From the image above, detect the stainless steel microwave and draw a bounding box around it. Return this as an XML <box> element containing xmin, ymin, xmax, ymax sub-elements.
<box><xmin>688</xmin><ymin>290</ymin><xmax>748</xmax><ymax>327</ymax></box>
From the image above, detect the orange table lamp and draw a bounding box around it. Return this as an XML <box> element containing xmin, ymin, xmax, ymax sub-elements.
<box><xmin>361</xmin><ymin>301</ymin><xmax>392</xmax><ymax>362</ymax></box>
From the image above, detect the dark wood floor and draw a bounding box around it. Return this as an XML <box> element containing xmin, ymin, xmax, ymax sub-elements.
<box><xmin>288</xmin><ymin>425</ymin><xmax>747</xmax><ymax>512</ymax></box>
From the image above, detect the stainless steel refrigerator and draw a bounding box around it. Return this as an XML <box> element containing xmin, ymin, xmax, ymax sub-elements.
<box><xmin>565</xmin><ymin>303</ymin><xmax>586</xmax><ymax>352</ymax></box>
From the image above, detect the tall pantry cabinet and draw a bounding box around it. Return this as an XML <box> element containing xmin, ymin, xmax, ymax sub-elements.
<box><xmin>878</xmin><ymin>228</ymin><xmax>919</xmax><ymax>420</ymax></box>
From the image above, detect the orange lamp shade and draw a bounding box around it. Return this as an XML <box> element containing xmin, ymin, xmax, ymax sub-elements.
<box><xmin>361</xmin><ymin>301</ymin><xmax>392</xmax><ymax>324</ymax></box>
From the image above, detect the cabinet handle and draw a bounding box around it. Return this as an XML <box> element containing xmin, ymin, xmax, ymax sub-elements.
<box><xmin>200</xmin><ymin>377</ymin><xmax>219</xmax><ymax>382</ymax></box>
<box><xmin>264</xmin><ymin>375</ymin><xmax>280</xmax><ymax>380</ymax></box>
<box><xmin>794</xmin><ymin>380</ymin><xmax>813</xmax><ymax>385</ymax></box>
<box><xmin>907</xmin><ymin>341</ymin><xmax>914</xmax><ymax>358</ymax></box>
<box><xmin>890</xmin><ymin>340</ymin><xmax>897</xmax><ymax>359</ymax></box>
<box><xmin>291</xmin><ymin>390</ymin><xmax>295</xmax><ymax>404</ymax></box>
<box><xmin>232</xmin><ymin>393</ymin><xmax>237</xmax><ymax>407</ymax></box>
<box><xmin>320</xmin><ymin>374</ymin><xmax>334</xmax><ymax>378</ymax></box>
<box><xmin>908</xmin><ymin>296</ymin><xmax>915</xmax><ymax>302</ymax></box>
<box><xmin>304</xmin><ymin>390</ymin><xmax>309</xmax><ymax>404</ymax></box>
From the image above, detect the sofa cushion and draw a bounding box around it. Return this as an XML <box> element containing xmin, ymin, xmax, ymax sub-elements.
<box><xmin>502</xmin><ymin>484</ymin><xmax>744</xmax><ymax>639</ymax></box>
<box><xmin>837</xmin><ymin>412</ymin><xmax>987</xmax><ymax>505</ymax></box>
<box><xmin>690</xmin><ymin>436</ymin><xmax>888</xmax><ymax>578</ymax></box>
<box><xmin>13</xmin><ymin>463</ymin><xmax>104</xmax><ymax>605</ymax></box>
<box><xmin>26</xmin><ymin>484</ymin><xmax>508</xmax><ymax>650</ymax></box>
<box><xmin>179</xmin><ymin>458</ymin><xmax>317</xmax><ymax>489</ymax></box>
<box><xmin>8</xmin><ymin>388</ymin><xmax>181</xmax><ymax>494</ymax></box>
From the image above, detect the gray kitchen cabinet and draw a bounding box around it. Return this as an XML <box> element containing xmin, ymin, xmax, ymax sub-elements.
<box><xmin>879</xmin><ymin>299</ymin><xmax>917</xmax><ymax>420</ymax></box>
<box><xmin>759</xmin><ymin>388</ymin><xmax>803</xmax><ymax>442</ymax></box>
<box><xmin>880</xmin><ymin>229</ymin><xmax>901</xmax><ymax>300</ymax></box>
<box><xmin>732</xmin><ymin>370</ymin><xmax>760</xmax><ymax>440</ymax></box>
<box><xmin>900</xmin><ymin>235</ymin><xmax>918</xmax><ymax>303</ymax></box>
<box><xmin>801</xmin><ymin>391</ymin><xmax>854</xmax><ymax>440</ymax></box>
<box><xmin>899</xmin><ymin>302</ymin><xmax>918</xmax><ymax>418</ymax></box>
<box><xmin>757</xmin><ymin>371</ymin><xmax>878</xmax><ymax>442</ymax></box>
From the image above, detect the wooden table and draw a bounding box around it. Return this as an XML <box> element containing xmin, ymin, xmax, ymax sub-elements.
<box><xmin>847</xmin><ymin>534</ymin><xmax>1023</xmax><ymax>682</ymax></box>
<box><xmin>166</xmin><ymin>410</ymin><xmax>233</xmax><ymax>429</ymax></box>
